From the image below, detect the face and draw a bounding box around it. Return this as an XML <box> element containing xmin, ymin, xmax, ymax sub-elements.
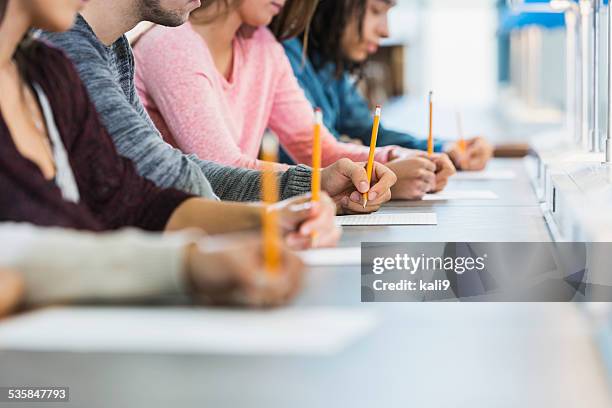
<box><xmin>340</xmin><ymin>0</ymin><xmax>394</xmax><ymax>63</ymax></box>
<box><xmin>26</xmin><ymin>0</ymin><xmax>87</xmax><ymax>32</ymax></box>
<box><xmin>237</xmin><ymin>0</ymin><xmax>286</xmax><ymax>27</ymax></box>
<box><xmin>141</xmin><ymin>0</ymin><xmax>202</xmax><ymax>27</ymax></box>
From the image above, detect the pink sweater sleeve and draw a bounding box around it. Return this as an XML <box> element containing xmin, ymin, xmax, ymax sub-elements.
<box><xmin>267</xmin><ymin>42</ymin><xmax>395</xmax><ymax>167</ymax></box>
<box><xmin>136</xmin><ymin>29</ymin><xmax>289</xmax><ymax>172</ymax></box>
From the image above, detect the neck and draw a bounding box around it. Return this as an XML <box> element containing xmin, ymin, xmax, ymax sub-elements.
<box><xmin>190</xmin><ymin>9</ymin><xmax>243</xmax><ymax>58</ymax></box>
<box><xmin>0</xmin><ymin>0</ymin><xmax>31</xmax><ymax>69</ymax></box>
<box><xmin>81</xmin><ymin>0</ymin><xmax>142</xmax><ymax>46</ymax></box>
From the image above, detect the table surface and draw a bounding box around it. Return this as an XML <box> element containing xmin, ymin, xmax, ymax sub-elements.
<box><xmin>1</xmin><ymin>159</ymin><xmax>610</xmax><ymax>408</ymax></box>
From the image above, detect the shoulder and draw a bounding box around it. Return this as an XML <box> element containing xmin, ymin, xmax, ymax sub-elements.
<box><xmin>41</xmin><ymin>15</ymin><xmax>107</xmax><ymax>60</ymax></box>
<box><xmin>244</xmin><ymin>27</ymin><xmax>285</xmax><ymax>57</ymax></box>
<box><xmin>135</xmin><ymin>23</ymin><xmax>201</xmax><ymax>56</ymax></box>
<box><xmin>26</xmin><ymin>39</ymin><xmax>82</xmax><ymax>86</ymax></box>
<box><xmin>282</xmin><ymin>38</ymin><xmax>303</xmax><ymax>60</ymax></box>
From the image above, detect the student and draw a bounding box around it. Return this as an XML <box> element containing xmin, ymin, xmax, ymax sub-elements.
<box><xmin>281</xmin><ymin>0</ymin><xmax>494</xmax><ymax>171</ymax></box>
<box><xmin>133</xmin><ymin>0</ymin><xmax>455</xmax><ymax>200</ymax></box>
<box><xmin>0</xmin><ymin>267</ymin><xmax>22</xmax><ymax>317</ymax></box>
<box><xmin>43</xmin><ymin>0</ymin><xmax>398</xmax><ymax>215</ymax></box>
<box><xmin>0</xmin><ymin>0</ymin><xmax>323</xmax><ymax>306</ymax></box>
<box><xmin>0</xmin><ymin>223</ymin><xmax>303</xmax><ymax>308</ymax></box>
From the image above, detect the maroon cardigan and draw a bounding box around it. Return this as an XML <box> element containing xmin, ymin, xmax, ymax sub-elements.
<box><xmin>0</xmin><ymin>41</ymin><xmax>193</xmax><ymax>232</ymax></box>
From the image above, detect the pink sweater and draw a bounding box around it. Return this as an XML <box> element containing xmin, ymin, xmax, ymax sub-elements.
<box><xmin>134</xmin><ymin>23</ymin><xmax>395</xmax><ymax>171</ymax></box>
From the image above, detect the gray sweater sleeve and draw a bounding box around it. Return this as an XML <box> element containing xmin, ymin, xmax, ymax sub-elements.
<box><xmin>43</xmin><ymin>25</ymin><xmax>312</xmax><ymax>202</ymax></box>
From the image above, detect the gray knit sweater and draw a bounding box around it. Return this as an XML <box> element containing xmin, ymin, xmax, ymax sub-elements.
<box><xmin>42</xmin><ymin>16</ymin><xmax>312</xmax><ymax>202</ymax></box>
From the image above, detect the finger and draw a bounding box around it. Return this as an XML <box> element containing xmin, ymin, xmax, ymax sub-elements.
<box><xmin>417</xmin><ymin>157</ymin><xmax>437</xmax><ymax>172</ymax></box>
<box><xmin>0</xmin><ymin>269</ymin><xmax>23</xmax><ymax>317</ymax></box>
<box><xmin>370</xmin><ymin>163</ymin><xmax>397</xmax><ymax>192</ymax></box>
<box><xmin>417</xmin><ymin>168</ymin><xmax>436</xmax><ymax>183</ymax></box>
<box><xmin>336</xmin><ymin>158</ymin><xmax>370</xmax><ymax>193</ymax></box>
<box><xmin>299</xmin><ymin>203</ymin><xmax>335</xmax><ymax>237</ymax></box>
<box><xmin>286</xmin><ymin>233</ymin><xmax>312</xmax><ymax>251</ymax></box>
<box><xmin>279</xmin><ymin>200</ymin><xmax>315</xmax><ymax>232</ymax></box>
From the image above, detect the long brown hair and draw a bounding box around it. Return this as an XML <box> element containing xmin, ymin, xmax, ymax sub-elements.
<box><xmin>191</xmin><ymin>0</ymin><xmax>317</xmax><ymax>40</ymax></box>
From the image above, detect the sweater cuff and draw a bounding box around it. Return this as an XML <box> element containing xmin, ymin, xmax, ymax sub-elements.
<box><xmin>279</xmin><ymin>164</ymin><xmax>312</xmax><ymax>199</ymax></box>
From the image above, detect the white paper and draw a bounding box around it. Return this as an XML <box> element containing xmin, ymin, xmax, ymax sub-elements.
<box><xmin>453</xmin><ymin>170</ymin><xmax>517</xmax><ymax>181</ymax></box>
<box><xmin>422</xmin><ymin>190</ymin><xmax>499</xmax><ymax>201</ymax></box>
<box><xmin>0</xmin><ymin>307</ymin><xmax>376</xmax><ymax>356</ymax></box>
<box><xmin>335</xmin><ymin>213</ymin><xmax>437</xmax><ymax>226</ymax></box>
<box><xmin>299</xmin><ymin>247</ymin><xmax>361</xmax><ymax>266</ymax></box>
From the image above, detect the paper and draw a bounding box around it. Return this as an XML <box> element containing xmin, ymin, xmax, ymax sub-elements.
<box><xmin>335</xmin><ymin>213</ymin><xmax>437</xmax><ymax>226</ymax></box>
<box><xmin>453</xmin><ymin>170</ymin><xmax>517</xmax><ymax>181</ymax></box>
<box><xmin>299</xmin><ymin>247</ymin><xmax>361</xmax><ymax>266</ymax></box>
<box><xmin>0</xmin><ymin>307</ymin><xmax>376</xmax><ymax>356</ymax></box>
<box><xmin>423</xmin><ymin>190</ymin><xmax>499</xmax><ymax>201</ymax></box>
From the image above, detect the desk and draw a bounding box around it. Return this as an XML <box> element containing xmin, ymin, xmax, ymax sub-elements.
<box><xmin>1</xmin><ymin>159</ymin><xmax>610</xmax><ymax>408</ymax></box>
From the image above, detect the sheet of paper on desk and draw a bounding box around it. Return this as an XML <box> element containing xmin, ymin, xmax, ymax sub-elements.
<box><xmin>423</xmin><ymin>190</ymin><xmax>499</xmax><ymax>201</ymax></box>
<box><xmin>335</xmin><ymin>213</ymin><xmax>437</xmax><ymax>226</ymax></box>
<box><xmin>298</xmin><ymin>247</ymin><xmax>361</xmax><ymax>266</ymax></box>
<box><xmin>0</xmin><ymin>307</ymin><xmax>377</xmax><ymax>356</ymax></box>
<box><xmin>453</xmin><ymin>170</ymin><xmax>517</xmax><ymax>181</ymax></box>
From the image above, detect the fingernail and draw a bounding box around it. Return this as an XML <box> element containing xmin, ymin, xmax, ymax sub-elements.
<box><xmin>350</xmin><ymin>191</ymin><xmax>361</xmax><ymax>202</ymax></box>
<box><xmin>359</xmin><ymin>181</ymin><xmax>369</xmax><ymax>192</ymax></box>
<box><xmin>368</xmin><ymin>191</ymin><xmax>378</xmax><ymax>201</ymax></box>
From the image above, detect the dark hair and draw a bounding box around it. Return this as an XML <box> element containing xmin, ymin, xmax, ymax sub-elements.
<box><xmin>0</xmin><ymin>0</ymin><xmax>39</xmax><ymax>83</ymax></box>
<box><xmin>300</xmin><ymin>0</ymin><xmax>368</xmax><ymax>78</ymax></box>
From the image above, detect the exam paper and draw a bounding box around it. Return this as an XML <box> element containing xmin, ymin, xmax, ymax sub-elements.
<box><xmin>453</xmin><ymin>170</ymin><xmax>517</xmax><ymax>181</ymax></box>
<box><xmin>299</xmin><ymin>247</ymin><xmax>361</xmax><ymax>266</ymax></box>
<box><xmin>0</xmin><ymin>307</ymin><xmax>376</xmax><ymax>356</ymax></box>
<box><xmin>423</xmin><ymin>190</ymin><xmax>499</xmax><ymax>201</ymax></box>
<box><xmin>335</xmin><ymin>213</ymin><xmax>438</xmax><ymax>226</ymax></box>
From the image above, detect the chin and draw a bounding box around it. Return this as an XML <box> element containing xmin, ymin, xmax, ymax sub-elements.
<box><xmin>351</xmin><ymin>53</ymin><xmax>369</xmax><ymax>63</ymax></box>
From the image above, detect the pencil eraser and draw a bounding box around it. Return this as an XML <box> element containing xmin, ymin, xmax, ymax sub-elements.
<box><xmin>314</xmin><ymin>108</ymin><xmax>323</xmax><ymax>124</ymax></box>
<box><xmin>428</xmin><ymin>91</ymin><xmax>433</xmax><ymax>103</ymax></box>
<box><xmin>262</xmin><ymin>132</ymin><xmax>279</xmax><ymax>154</ymax></box>
<box><xmin>374</xmin><ymin>105</ymin><xmax>382</xmax><ymax>116</ymax></box>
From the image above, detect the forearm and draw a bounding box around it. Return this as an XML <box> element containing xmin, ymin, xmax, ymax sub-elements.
<box><xmin>199</xmin><ymin>161</ymin><xmax>312</xmax><ymax>201</ymax></box>
<box><xmin>0</xmin><ymin>223</ymin><xmax>195</xmax><ymax>305</ymax></box>
<box><xmin>165</xmin><ymin>198</ymin><xmax>263</xmax><ymax>235</ymax></box>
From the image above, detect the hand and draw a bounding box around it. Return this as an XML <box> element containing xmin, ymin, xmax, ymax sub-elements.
<box><xmin>426</xmin><ymin>153</ymin><xmax>456</xmax><ymax>192</ymax></box>
<box><xmin>386</xmin><ymin>157</ymin><xmax>437</xmax><ymax>200</ymax></box>
<box><xmin>388</xmin><ymin>147</ymin><xmax>422</xmax><ymax>161</ymax></box>
<box><xmin>320</xmin><ymin>158</ymin><xmax>397</xmax><ymax>215</ymax></box>
<box><xmin>185</xmin><ymin>236</ymin><xmax>304</xmax><ymax>308</ymax></box>
<box><xmin>0</xmin><ymin>268</ymin><xmax>23</xmax><ymax>317</ymax></box>
<box><xmin>270</xmin><ymin>193</ymin><xmax>341</xmax><ymax>250</ymax></box>
<box><xmin>446</xmin><ymin>136</ymin><xmax>493</xmax><ymax>171</ymax></box>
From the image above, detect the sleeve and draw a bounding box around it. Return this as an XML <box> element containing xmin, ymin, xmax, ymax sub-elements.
<box><xmin>0</xmin><ymin>223</ymin><xmax>195</xmax><ymax>305</ymax></box>
<box><xmin>63</xmin><ymin>50</ymin><xmax>194</xmax><ymax>231</ymax></box>
<box><xmin>45</xmin><ymin>30</ymin><xmax>310</xmax><ymax>201</ymax></box>
<box><xmin>266</xmin><ymin>44</ymin><xmax>396</xmax><ymax>167</ymax></box>
<box><xmin>336</xmin><ymin>77</ymin><xmax>444</xmax><ymax>152</ymax></box>
<box><xmin>136</xmin><ymin>38</ymin><xmax>289</xmax><ymax>172</ymax></box>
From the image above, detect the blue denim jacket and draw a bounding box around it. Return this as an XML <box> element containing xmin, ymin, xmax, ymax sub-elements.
<box><xmin>280</xmin><ymin>38</ymin><xmax>443</xmax><ymax>164</ymax></box>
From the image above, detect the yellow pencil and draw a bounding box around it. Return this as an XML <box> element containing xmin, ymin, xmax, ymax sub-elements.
<box><xmin>311</xmin><ymin>108</ymin><xmax>322</xmax><ymax>242</ymax></box>
<box><xmin>363</xmin><ymin>105</ymin><xmax>382</xmax><ymax>208</ymax></box>
<box><xmin>428</xmin><ymin>91</ymin><xmax>434</xmax><ymax>157</ymax></box>
<box><xmin>312</xmin><ymin>108</ymin><xmax>322</xmax><ymax>202</ymax></box>
<box><xmin>455</xmin><ymin>110</ymin><xmax>467</xmax><ymax>154</ymax></box>
<box><xmin>260</xmin><ymin>133</ymin><xmax>281</xmax><ymax>276</ymax></box>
